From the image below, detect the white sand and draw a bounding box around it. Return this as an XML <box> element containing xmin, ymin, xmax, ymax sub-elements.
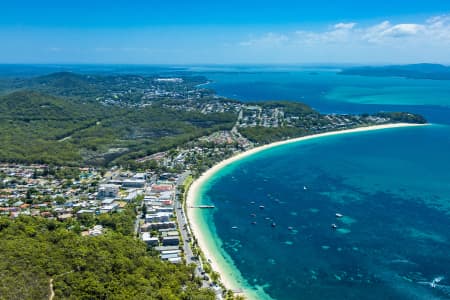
<box><xmin>185</xmin><ymin>123</ymin><xmax>427</xmax><ymax>297</ymax></box>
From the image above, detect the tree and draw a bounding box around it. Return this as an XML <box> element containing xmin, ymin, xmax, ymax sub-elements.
<box><xmin>142</xmin><ymin>204</ymin><xmax>148</xmax><ymax>218</ymax></box>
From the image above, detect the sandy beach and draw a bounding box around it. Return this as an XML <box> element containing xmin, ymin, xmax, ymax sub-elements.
<box><xmin>185</xmin><ymin>122</ymin><xmax>427</xmax><ymax>298</ymax></box>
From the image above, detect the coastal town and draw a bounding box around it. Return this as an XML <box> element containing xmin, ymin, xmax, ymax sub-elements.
<box><xmin>0</xmin><ymin>162</ymin><xmax>225</xmax><ymax>296</ymax></box>
<box><xmin>0</xmin><ymin>124</ymin><xmax>425</xmax><ymax>299</ymax></box>
<box><xmin>0</xmin><ymin>72</ymin><xmax>427</xmax><ymax>299</ymax></box>
<box><xmin>1</xmin><ymin>0</ymin><xmax>448</xmax><ymax>299</ymax></box>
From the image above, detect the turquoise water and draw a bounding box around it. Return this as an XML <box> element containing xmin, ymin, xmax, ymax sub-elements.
<box><xmin>193</xmin><ymin>67</ymin><xmax>450</xmax><ymax>299</ymax></box>
<box><xmin>200</xmin><ymin>66</ymin><xmax>450</xmax><ymax>124</ymax></box>
<box><xmin>197</xmin><ymin>125</ymin><xmax>450</xmax><ymax>299</ymax></box>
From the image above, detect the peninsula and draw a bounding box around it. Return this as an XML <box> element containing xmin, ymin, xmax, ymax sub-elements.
<box><xmin>0</xmin><ymin>70</ymin><xmax>428</xmax><ymax>299</ymax></box>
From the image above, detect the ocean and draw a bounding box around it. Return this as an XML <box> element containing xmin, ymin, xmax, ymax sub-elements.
<box><xmin>192</xmin><ymin>67</ymin><xmax>450</xmax><ymax>299</ymax></box>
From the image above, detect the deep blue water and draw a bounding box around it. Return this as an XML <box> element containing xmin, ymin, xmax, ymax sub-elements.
<box><xmin>194</xmin><ymin>67</ymin><xmax>450</xmax><ymax>299</ymax></box>
<box><xmin>2</xmin><ymin>65</ymin><xmax>449</xmax><ymax>298</ymax></box>
<box><xmin>199</xmin><ymin>125</ymin><xmax>450</xmax><ymax>300</ymax></box>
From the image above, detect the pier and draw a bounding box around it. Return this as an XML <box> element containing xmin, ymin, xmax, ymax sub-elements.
<box><xmin>191</xmin><ymin>205</ymin><xmax>215</xmax><ymax>209</ymax></box>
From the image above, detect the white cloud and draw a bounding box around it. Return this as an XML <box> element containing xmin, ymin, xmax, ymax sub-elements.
<box><xmin>233</xmin><ymin>15</ymin><xmax>450</xmax><ymax>63</ymax></box>
<box><xmin>239</xmin><ymin>32</ymin><xmax>289</xmax><ymax>47</ymax></box>
<box><xmin>294</xmin><ymin>22</ymin><xmax>357</xmax><ymax>45</ymax></box>
<box><xmin>380</xmin><ymin>23</ymin><xmax>424</xmax><ymax>37</ymax></box>
<box><xmin>334</xmin><ymin>22</ymin><xmax>357</xmax><ymax>30</ymax></box>
<box><xmin>240</xmin><ymin>15</ymin><xmax>450</xmax><ymax>48</ymax></box>
<box><xmin>362</xmin><ymin>21</ymin><xmax>423</xmax><ymax>43</ymax></box>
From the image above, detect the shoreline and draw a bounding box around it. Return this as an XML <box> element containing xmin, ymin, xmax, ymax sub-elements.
<box><xmin>185</xmin><ymin>123</ymin><xmax>427</xmax><ymax>298</ymax></box>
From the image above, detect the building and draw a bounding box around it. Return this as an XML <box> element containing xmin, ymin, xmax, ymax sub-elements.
<box><xmin>98</xmin><ymin>184</ymin><xmax>120</xmax><ymax>198</ymax></box>
<box><xmin>140</xmin><ymin>221</ymin><xmax>176</xmax><ymax>231</ymax></box>
<box><xmin>145</xmin><ymin>212</ymin><xmax>172</xmax><ymax>223</ymax></box>
<box><xmin>122</xmin><ymin>179</ymin><xmax>145</xmax><ymax>188</ymax></box>
<box><xmin>141</xmin><ymin>232</ymin><xmax>159</xmax><ymax>247</ymax></box>
<box><xmin>162</xmin><ymin>236</ymin><xmax>180</xmax><ymax>246</ymax></box>
<box><xmin>100</xmin><ymin>203</ymin><xmax>118</xmax><ymax>214</ymax></box>
<box><xmin>133</xmin><ymin>173</ymin><xmax>147</xmax><ymax>180</ymax></box>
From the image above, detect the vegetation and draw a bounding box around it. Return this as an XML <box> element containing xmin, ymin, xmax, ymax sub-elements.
<box><xmin>0</xmin><ymin>72</ymin><xmax>208</xmax><ymax>101</ymax></box>
<box><xmin>239</xmin><ymin>126</ymin><xmax>308</xmax><ymax>144</ymax></box>
<box><xmin>0</xmin><ymin>90</ymin><xmax>236</xmax><ymax>166</ymax></box>
<box><xmin>0</xmin><ymin>215</ymin><xmax>215</xmax><ymax>300</ymax></box>
<box><xmin>374</xmin><ymin>112</ymin><xmax>427</xmax><ymax>124</ymax></box>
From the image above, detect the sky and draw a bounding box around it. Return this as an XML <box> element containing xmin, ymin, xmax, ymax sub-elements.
<box><xmin>1</xmin><ymin>0</ymin><xmax>450</xmax><ymax>65</ymax></box>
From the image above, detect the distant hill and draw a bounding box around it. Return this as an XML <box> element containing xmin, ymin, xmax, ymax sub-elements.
<box><xmin>0</xmin><ymin>71</ymin><xmax>208</xmax><ymax>101</ymax></box>
<box><xmin>340</xmin><ymin>63</ymin><xmax>450</xmax><ymax>80</ymax></box>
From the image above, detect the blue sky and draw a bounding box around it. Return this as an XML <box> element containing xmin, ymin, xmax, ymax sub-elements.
<box><xmin>1</xmin><ymin>0</ymin><xmax>450</xmax><ymax>64</ymax></box>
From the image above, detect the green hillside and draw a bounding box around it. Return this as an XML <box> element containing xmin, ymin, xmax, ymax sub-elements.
<box><xmin>0</xmin><ymin>90</ymin><xmax>236</xmax><ymax>166</ymax></box>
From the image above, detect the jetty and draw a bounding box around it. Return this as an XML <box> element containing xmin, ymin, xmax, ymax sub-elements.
<box><xmin>191</xmin><ymin>205</ymin><xmax>215</xmax><ymax>209</ymax></box>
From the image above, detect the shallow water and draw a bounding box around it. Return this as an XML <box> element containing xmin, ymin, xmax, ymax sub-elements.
<box><xmin>202</xmin><ymin>67</ymin><xmax>450</xmax><ymax>124</ymax></box>
<box><xmin>197</xmin><ymin>125</ymin><xmax>450</xmax><ymax>300</ymax></box>
<box><xmin>186</xmin><ymin>66</ymin><xmax>450</xmax><ymax>299</ymax></box>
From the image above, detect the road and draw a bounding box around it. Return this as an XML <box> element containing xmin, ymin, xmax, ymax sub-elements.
<box><xmin>175</xmin><ymin>172</ymin><xmax>222</xmax><ymax>295</ymax></box>
<box><xmin>174</xmin><ymin>172</ymin><xmax>199</xmax><ymax>267</ymax></box>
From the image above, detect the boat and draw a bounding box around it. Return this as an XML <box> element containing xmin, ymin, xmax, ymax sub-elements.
<box><xmin>288</xmin><ymin>226</ymin><xmax>293</xmax><ymax>231</ymax></box>
<box><xmin>331</xmin><ymin>224</ymin><xmax>337</xmax><ymax>229</ymax></box>
<box><xmin>231</xmin><ymin>226</ymin><xmax>238</xmax><ymax>229</ymax></box>
<box><xmin>250</xmin><ymin>213</ymin><xmax>256</xmax><ymax>217</ymax></box>
<box><xmin>271</xmin><ymin>222</ymin><xmax>276</xmax><ymax>227</ymax></box>
<box><xmin>251</xmin><ymin>221</ymin><xmax>257</xmax><ymax>225</ymax></box>
<box><xmin>303</xmin><ymin>186</ymin><xmax>308</xmax><ymax>190</ymax></box>
<box><xmin>335</xmin><ymin>213</ymin><xmax>343</xmax><ymax>218</ymax></box>
<box><xmin>259</xmin><ymin>205</ymin><xmax>265</xmax><ymax>209</ymax></box>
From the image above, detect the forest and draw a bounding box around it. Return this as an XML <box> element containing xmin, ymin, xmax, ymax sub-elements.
<box><xmin>0</xmin><ymin>215</ymin><xmax>215</xmax><ymax>300</ymax></box>
<box><xmin>0</xmin><ymin>89</ymin><xmax>236</xmax><ymax>166</ymax></box>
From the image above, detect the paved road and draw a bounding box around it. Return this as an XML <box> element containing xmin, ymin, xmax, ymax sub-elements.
<box><xmin>175</xmin><ymin>172</ymin><xmax>222</xmax><ymax>295</ymax></box>
<box><xmin>175</xmin><ymin>172</ymin><xmax>196</xmax><ymax>265</ymax></box>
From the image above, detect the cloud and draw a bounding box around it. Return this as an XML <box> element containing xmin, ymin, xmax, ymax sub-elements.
<box><xmin>240</xmin><ymin>15</ymin><xmax>450</xmax><ymax>47</ymax></box>
<box><xmin>294</xmin><ymin>22</ymin><xmax>357</xmax><ymax>45</ymax></box>
<box><xmin>239</xmin><ymin>32</ymin><xmax>289</xmax><ymax>47</ymax></box>
<box><xmin>363</xmin><ymin>22</ymin><xmax>425</xmax><ymax>42</ymax></box>
<box><xmin>380</xmin><ymin>23</ymin><xmax>424</xmax><ymax>37</ymax></box>
<box><xmin>334</xmin><ymin>22</ymin><xmax>357</xmax><ymax>30</ymax></box>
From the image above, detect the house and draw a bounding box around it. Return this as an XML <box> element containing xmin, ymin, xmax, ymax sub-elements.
<box><xmin>57</xmin><ymin>213</ymin><xmax>73</xmax><ymax>221</ymax></box>
<box><xmin>98</xmin><ymin>184</ymin><xmax>120</xmax><ymax>198</ymax></box>
<box><xmin>122</xmin><ymin>179</ymin><xmax>145</xmax><ymax>188</ymax></box>
<box><xmin>101</xmin><ymin>198</ymin><xmax>115</xmax><ymax>206</ymax></box>
<box><xmin>160</xmin><ymin>253</ymin><xmax>180</xmax><ymax>260</ymax></box>
<box><xmin>156</xmin><ymin>206</ymin><xmax>173</xmax><ymax>213</ymax></box>
<box><xmin>124</xmin><ymin>190</ymin><xmax>141</xmax><ymax>202</ymax></box>
<box><xmin>167</xmin><ymin>257</ymin><xmax>182</xmax><ymax>263</ymax></box>
<box><xmin>158</xmin><ymin>191</ymin><xmax>174</xmax><ymax>201</ymax></box>
<box><xmin>133</xmin><ymin>173</ymin><xmax>147</xmax><ymax>180</ymax></box>
<box><xmin>140</xmin><ymin>221</ymin><xmax>176</xmax><ymax>231</ymax></box>
<box><xmin>141</xmin><ymin>232</ymin><xmax>159</xmax><ymax>247</ymax></box>
<box><xmin>162</xmin><ymin>236</ymin><xmax>180</xmax><ymax>246</ymax></box>
<box><xmin>77</xmin><ymin>209</ymin><xmax>95</xmax><ymax>215</ymax></box>
<box><xmin>145</xmin><ymin>212</ymin><xmax>171</xmax><ymax>223</ymax></box>
<box><xmin>151</xmin><ymin>184</ymin><xmax>173</xmax><ymax>192</ymax></box>
<box><xmin>100</xmin><ymin>203</ymin><xmax>118</xmax><ymax>214</ymax></box>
